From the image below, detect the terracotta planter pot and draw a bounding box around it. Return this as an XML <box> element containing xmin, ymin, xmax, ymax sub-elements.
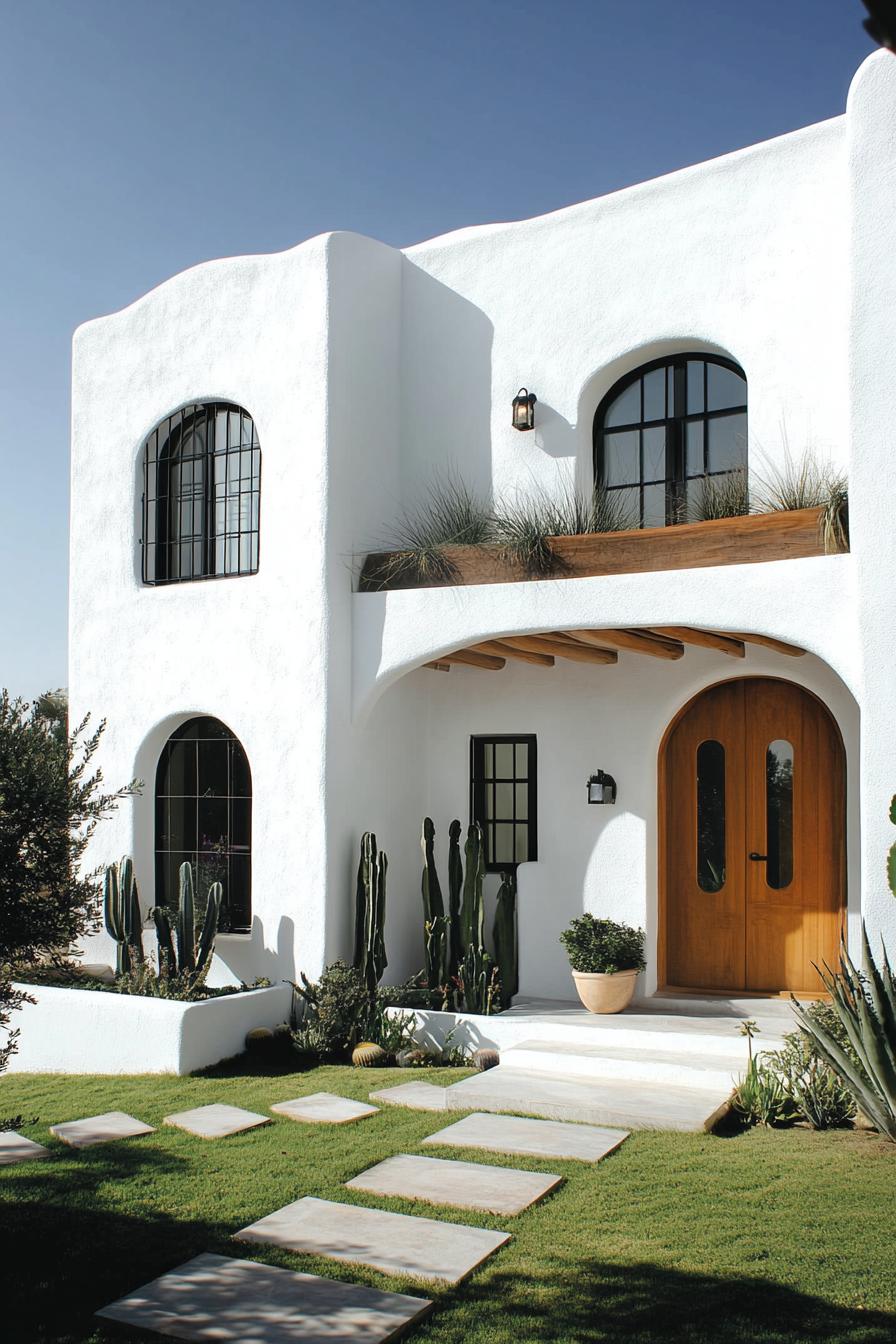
<box><xmin>571</xmin><ymin>968</ymin><xmax>639</xmax><ymax>1014</ymax></box>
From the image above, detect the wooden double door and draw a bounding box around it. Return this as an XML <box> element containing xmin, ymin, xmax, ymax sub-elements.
<box><xmin>662</xmin><ymin>678</ymin><xmax>845</xmax><ymax>994</ymax></box>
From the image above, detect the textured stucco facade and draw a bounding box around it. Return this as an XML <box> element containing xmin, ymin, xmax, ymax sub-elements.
<box><xmin>69</xmin><ymin>54</ymin><xmax>896</xmax><ymax>1001</ymax></box>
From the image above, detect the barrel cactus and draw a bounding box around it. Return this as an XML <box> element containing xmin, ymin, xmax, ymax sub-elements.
<box><xmin>352</xmin><ymin>1040</ymin><xmax>387</xmax><ymax>1067</ymax></box>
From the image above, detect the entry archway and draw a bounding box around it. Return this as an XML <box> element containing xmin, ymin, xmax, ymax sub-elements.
<box><xmin>659</xmin><ymin>677</ymin><xmax>845</xmax><ymax>993</ymax></box>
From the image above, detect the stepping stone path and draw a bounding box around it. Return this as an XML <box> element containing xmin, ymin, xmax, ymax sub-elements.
<box><xmin>164</xmin><ymin>1103</ymin><xmax>271</xmax><ymax>1139</ymax></box>
<box><xmin>369</xmin><ymin>1081</ymin><xmax>447</xmax><ymax>1111</ymax></box>
<box><xmin>271</xmin><ymin>1092</ymin><xmax>378</xmax><ymax>1125</ymax></box>
<box><xmin>96</xmin><ymin>1251</ymin><xmax>433</xmax><ymax>1343</ymax></box>
<box><xmin>346</xmin><ymin>1152</ymin><xmax>563</xmax><ymax>1215</ymax></box>
<box><xmin>234</xmin><ymin>1194</ymin><xmax>511</xmax><ymax>1285</ymax></box>
<box><xmin>423</xmin><ymin>1111</ymin><xmax>629</xmax><ymax>1163</ymax></box>
<box><xmin>49</xmin><ymin>1111</ymin><xmax>155</xmax><ymax>1149</ymax></box>
<box><xmin>0</xmin><ymin>1131</ymin><xmax>51</xmax><ymax>1165</ymax></box>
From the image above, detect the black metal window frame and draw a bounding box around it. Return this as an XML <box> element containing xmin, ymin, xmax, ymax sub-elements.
<box><xmin>142</xmin><ymin>402</ymin><xmax>261</xmax><ymax>585</ymax></box>
<box><xmin>155</xmin><ymin>716</ymin><xmax>252</xmax><ymax>934</ymax></box>
<box><xmin>593</xmin><ymin>353</ymin><xmax>747</xmax><ymax>528</ymax></box>
<box><xmin>470</xmin><ymin>734</ymin><xmax>537</xmax><ymax>873</ymax></box>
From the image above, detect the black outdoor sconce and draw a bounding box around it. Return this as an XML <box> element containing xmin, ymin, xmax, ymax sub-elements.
<box><xmin>512</xmin><ymin>387</ymin><xmax>537</xmax><ymax>431</ymax></box>
<box><xmin>587</xmin><ymin>770</ymin><xmax>617</xmax><ymax>804</ymax></box>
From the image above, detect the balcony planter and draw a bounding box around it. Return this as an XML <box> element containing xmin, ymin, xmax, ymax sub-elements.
<box><xmin>360</xmin><ymin>507</ymin><xmax>832</xmax><ymax>593</ymax></box>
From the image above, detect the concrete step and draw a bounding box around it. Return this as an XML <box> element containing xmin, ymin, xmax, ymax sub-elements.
<box><xmin>444</xmin><ymin>1066</ymin><xmax>731</xmax><ymax>1133</ymax></box>
<box><xmin>501</xmin><ymin>1039</ymin><xmax>744</xmax><ymax>1092</ymax></box>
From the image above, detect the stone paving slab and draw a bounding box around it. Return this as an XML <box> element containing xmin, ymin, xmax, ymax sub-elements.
<box><xmin>96</xmin><ymin>1251</ymin><xmax>433</xmax><ymax>1342</ymax></box>
<box><xmin>49</xmin><ymin>1111</ymin><xmax>155</xmax><ymax>1149</ymax></box>
<box><xmin>271</xmin><ymin>1093</ymin><xmax>379</xmax><ymax>1125</ymax></box>
<box><xmin>368</xmin><ymin>1082</ymin><xmax>447</xmax><ymax>1111</ymax></box>
<box><xmin>163</xmin><ymin>1103</ymin><xmax>271</xmax><ymax>1139</ymax></box>
<box><xmin>346</xmin><ymin>1152</ymin><xmax>563</xmax><ymax>1215</ymax></box>
<box><xmin>0</xmin><ymin>1131</ymin><xmax>51</xmax><ymax>1165</ymax></box>
<box><xmin>423</xmin><ymin>1111</ymin><xmax>628</xmax><ymax>1163</ymax></box>
<box><xmin>234</xmin><ymin>1195</ymin><xmax>510</xmax><ymax>1285</ymax></box>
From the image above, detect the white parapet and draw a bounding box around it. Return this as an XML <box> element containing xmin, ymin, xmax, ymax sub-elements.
<box><xmin>9</xmin><ymin>982</ymin><xmax>293</xmax><ymax>1075</ymax></box>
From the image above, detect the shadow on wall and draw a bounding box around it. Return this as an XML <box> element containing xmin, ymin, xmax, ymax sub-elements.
<box><xmin>208</xmin><ymin>915</ymin><xmax>296</xmax><ymax>989</ymax></box>
<box><xmin>398</xmin><ymin>258</ymin><xmax>495</xmax><ymax>505</ymax></box>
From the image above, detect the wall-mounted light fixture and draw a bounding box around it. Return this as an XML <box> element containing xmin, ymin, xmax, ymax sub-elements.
<box><xmin>587</xmin><ymin>770</ymin><xmax>617</xmax><ymax>804</ymax></box>
<box><xmin>512</xmin><ymin>387</ymin><xmax>537</xmax><ymax>431</ymax></box>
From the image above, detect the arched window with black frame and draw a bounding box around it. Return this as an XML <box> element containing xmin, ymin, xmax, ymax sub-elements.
<box><xmin>142</xmin><ymin>402</ymin><xmax>260</xmax><ymax>584</ymax></box>
<box><xmin>155</xmin><ymin>716</ymin><xmax>252</xmax><ymax>933</ymax></box>
<box><xmin>593</xmin><ymin>354</ymin><xmax>747</xmax><ymax>528</ymax></box>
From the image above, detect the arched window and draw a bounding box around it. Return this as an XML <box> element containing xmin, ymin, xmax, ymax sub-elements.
<box><xmin>155</xmin><ymin>716</ymin><xmax>251</xmax><ymax>933</ymax></box>
<box><xmin>142</xmin><ymin>403</ymin><xmax>260</xmax><ymax>584</ymax></box>
<box><xmin>593</xmin><ymin>355</ymin><xmax>747</xmax><ymax>528</ymax></box>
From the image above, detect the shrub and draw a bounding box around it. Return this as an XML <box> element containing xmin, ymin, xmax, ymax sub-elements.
<box><xmin>558</xmin><ymin>915</ymin><xmax>646</xmax><ymax>975</ymax></box>
<box><xmin>733</xmin><ymin>1056</ymin><xmax>800</xmax><ymax>1127</ymax></box>
<box><xmin>289</xmin><ymin>962</ymin><xmax>418</xmax><ymax>1061</ymax></box>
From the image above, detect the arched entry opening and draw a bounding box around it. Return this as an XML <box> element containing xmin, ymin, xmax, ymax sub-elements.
<box><xmin>659</xmin><ymin>677</ymin><xmax>845</xmax><ymax>994</ymax></box>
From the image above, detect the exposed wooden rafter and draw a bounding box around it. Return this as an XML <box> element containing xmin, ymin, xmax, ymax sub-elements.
<box><xmin>496</xmin><ymin>634</ymin><xmax>618</xmax><ymax>664</ymax></box>
<box><xmin>650</xmin><ymin>626</ymin><xmax>746</xmax><ymax>658</ymax></box>
<box><xmin>443</xmin><ymin>649</ymin><xmax>506</xmax><ymax>670</ymax></box>
<box><xmin>565</xmin><ymin>628</ymin><xmax>685</xmax><ymax>660</ymax></box>
<box><xmin>471</xmin><ymin>640</ymin><xmax>556</xmax><ymax>667</ymax></box>
<box><xmin>725</xmin><ymin>632</ymin><xmax>806</xmax><ymax>657</ymax></box>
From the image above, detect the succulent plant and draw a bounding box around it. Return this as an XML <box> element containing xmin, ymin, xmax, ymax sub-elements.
<box><xmin>103</xmin><ymin>856</ymin><xmax>145</xmax><ymax>976</ymax></box>
<box><xmin>354</xmin><ymin>832</ymin><xmax>388</xmax><ymax>994</ymax></box>
<box><xmin>492</xmin><ymin>870</ymin><xmax>518</xmax><ymax>1009</ymax></box>
<box><xmin>152</xmin><ymin>861</ymin><xmax>221</xmax><ymax>987</ymax></box>
<box><xmin>351</xmin><ymin>1040</ymin><xmax>387</xmax><ymax>1067</ymax></box>
<box><xmin>473</xmin><ymin>1047</ymin><xmax>500</xmax><ymax>1072</ymax></box>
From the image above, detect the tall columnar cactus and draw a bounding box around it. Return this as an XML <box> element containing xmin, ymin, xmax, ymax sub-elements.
<box><xmin>354</xmin><ymin>832</ymin><xmax>388</xmax><ymax>995</ymax></box>
<box><xmin>421</xmin><ymin>818</ymin><xmax>447</xmax><ymax>988</ymax></box>
<box><xmin>493</xmin><ymin>869</ymin><xmax>518</xmax><ymax>1009</ymax></box>
<box><xmin>152</xmin><ymin>861</ymin><xmax>222</xmax><ymax>985</ymax></box>
<box><xmin>447</xmin><ymin>819</ymin><xmax>464</xmax><ymax>973</ymax></box>
<box><xmin>103</xmin><ymin>856</ymin><xmax>144</xmax><ymax>976</ymax></box>
<box><xmin>459</xmin><ymin>942</ymin><xmax>498</xmax><ymax>1015</ymax></box>
<box><xmin>461</xmin><ymin>822</ymin><xmax>485</xmax><ymax>954</ymax></box>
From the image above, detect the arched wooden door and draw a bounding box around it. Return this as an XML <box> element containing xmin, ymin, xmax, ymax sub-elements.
<box><xmin>661</xmin><ymin>678</ymin><xmax>845</xmax><ymax>993</ymax></box>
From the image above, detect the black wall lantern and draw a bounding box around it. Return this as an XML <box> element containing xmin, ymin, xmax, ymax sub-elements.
<box><xmin>512</xmin><ymin>387</ymin><xmax>537</xmax><ymax>431</ymax></box>
<box><xmin>587</xmin><ymin>770</ymin><xmax>617</xmax><ymax>804</ymax></box>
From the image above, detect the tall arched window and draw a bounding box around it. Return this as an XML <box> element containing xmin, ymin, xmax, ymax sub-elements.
<box><xmin>155</xmin><ymin>716</ymin><xmax>252</xmax><ymax>933</ymax></box>
<box><xmin>142</xmin><ymin>403</ymin><xmax>260</xmax><ymax>584</ymax></box>
<box><xmin>594</xmin><ymin>354</ymin><xmax>747</xmax><ymax>528</ymax></box>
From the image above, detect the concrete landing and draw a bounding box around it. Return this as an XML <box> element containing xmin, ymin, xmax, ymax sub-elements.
<box><xmin>443</xmin><ymin>1066</ymin><xmax>731</xmax><ymax>1132</ymax></box>
<box><xmin>501</xmin><ymin>1038</ymin><xmax>742</xmax><ymax>1092</ymax></box>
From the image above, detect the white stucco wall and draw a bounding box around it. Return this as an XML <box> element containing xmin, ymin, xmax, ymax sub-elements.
<box><xmin>63</xmin><ymin>53</ymin><xmax>896</xmax><ymax>1013</ymax></box>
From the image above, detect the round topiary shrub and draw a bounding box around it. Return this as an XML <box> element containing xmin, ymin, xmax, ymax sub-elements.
<box><xmin>559</xmin><ymin>914</ymin><xmax>646</xmax><ymax>974</ymax></box>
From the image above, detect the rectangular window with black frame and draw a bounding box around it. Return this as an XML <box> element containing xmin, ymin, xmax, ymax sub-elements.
<box><xmin>470</xmin><ymin>734</ymin><xmax>537</xmax><ymax>871</ymax></box>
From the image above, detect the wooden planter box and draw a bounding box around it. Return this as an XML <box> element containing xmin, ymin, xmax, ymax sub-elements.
<box><xmin>360</xmin><ymin>507</ymin><xmax>833</xmax><ymax>593</ymax></box>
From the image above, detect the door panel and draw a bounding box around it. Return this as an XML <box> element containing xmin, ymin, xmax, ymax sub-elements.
<box><xmin>663</xmin><ymin>678</ymin><xmax>844</xmax><ymax>993</ymax></box>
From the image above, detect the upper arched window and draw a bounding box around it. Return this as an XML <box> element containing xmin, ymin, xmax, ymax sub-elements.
<box><xmin>593</xmin><ymin>355</ymin><xmax>747</xmax><ymax>528</ymax></box>
<box><xmin>142</xmin><ymin>403</ymin><xmax>260</xmax><ymax>584</ymax></box>
<box><xmin>155</xmin><ymin>716</ymin><xmax>252</xmax><ymax>933</ymax></box>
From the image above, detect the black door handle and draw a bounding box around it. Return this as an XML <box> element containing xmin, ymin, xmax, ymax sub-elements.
<box><xmin>749</xmin><ymin>852</ymin><xmax>768</xmax><ymax>861</ymax></box>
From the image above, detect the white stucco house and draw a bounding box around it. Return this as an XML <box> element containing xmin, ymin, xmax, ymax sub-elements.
<box><xmin>70</xmin><ymin>52</ymin><xmax>896</xmax><ymax>1008</ymax></box>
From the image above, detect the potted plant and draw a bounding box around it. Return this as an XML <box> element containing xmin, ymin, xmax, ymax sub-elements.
<box><xmin>559</xmin><ymin>914</ymin><xmax>645</xmax><ymax>1013</ymax></box>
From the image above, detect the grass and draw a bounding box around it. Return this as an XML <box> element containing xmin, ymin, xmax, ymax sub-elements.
<box><xmin>2</xmin><ymin>1060</ymin><xmax>895</xmax><ymax>1344</ymax></box>
<box><xmin>368</xmin><ymin>475</ymin><xmax>495</xmax><ymax>587</ymax></box>
<box><xmin>495</xmin><ymin>483</ymin><xmax>637</xmax><ymax>576</ymax></box>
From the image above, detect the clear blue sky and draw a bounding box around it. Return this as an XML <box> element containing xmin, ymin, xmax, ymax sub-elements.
<box><xmin>0</xmin><ymin>0</ymin><xmax>874</xmax><ymax>701</ymax></box>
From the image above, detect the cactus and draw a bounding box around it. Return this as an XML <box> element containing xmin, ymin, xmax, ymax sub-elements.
<box><xmin>492</xmin><ymin>869</ymin><xmax>518</xmax><ymax>1009</ymax></box>
<box><xmin>447</xmin><ymin>819</ymin><xmax>464</xmax><ymax>972</ymax></box>
<box><xmin>103</xmin><ymin>856</ymin><xmax>144</xmax><ymax>976</ymax></box>
<box><xmin>352</xmin><ymin>1040</ymin><xmax>386</xmax><ymax>1067</ymax></box>
<box><xmin>888</xmin><ymin>794</ymin><xmax>896</xmax><ymax>898</ymax></box>
<box><xmin>152</xmin><ymin>861</ymin><xmax>222</xmax><ymax>986</ymax></box>
<box><xmin>424</xmin><ymin>914</ymin><xmax>448</xmax><ymax>992</ymax></box>
<box><xmin>354</xmin><ymin>832</ymin><xmax>388</xmax><ymax>994</ymax></box>
<box><xmin>459</xmin><ymin>941</ymin><xmax>499</xmax><ymax>1015</ymax></box>
<box><xmin>461</xmin><ymin>822</ymin><xmax>485</xmax><ymax>954</ymax></box>
<box><xmin>421</xmin><ymin>818</ymin><xmax>448</xmax><ymax>988</ymax></box>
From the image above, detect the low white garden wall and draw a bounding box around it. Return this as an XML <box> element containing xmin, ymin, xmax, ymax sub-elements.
<box><xmin>9</xmin><ymin>982</ymin><xmax>293</xmax><ymax>1075</ymax></box>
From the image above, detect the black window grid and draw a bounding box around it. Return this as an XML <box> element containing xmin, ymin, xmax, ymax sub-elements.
<box><xmin>155</xmin><ymin>718</ymin><xmax>252</xmax><ymax>933</ymax></box>
<box><xmin>470</xmin><ymin>734</ymin><xmax>538</xmax><ymax>872</ymax></box>
<box><xmin>594</xmin><ymin>355</ymin><xmax>747</xmax><ymax>528</ymax></box>
<box><xmin>142</xmin><ymin>403</ymin><xmax>261</xmax><ymax>585</ymax></box>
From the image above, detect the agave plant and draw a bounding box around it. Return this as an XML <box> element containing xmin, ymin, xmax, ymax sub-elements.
<box><xmin>792</xmin><ymin>926</ymin><xmax>896</xmax><ymax>1141</ymax></box>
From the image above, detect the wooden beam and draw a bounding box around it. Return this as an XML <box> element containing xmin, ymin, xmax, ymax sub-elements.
<box><xmin>424</xmin><ymin>661</ymin><xmax>451</xmax><ymax>671</ymax></box>
<box><xmin>444</xmin><ymin>648</ymin><xmax>506</xmax><ymax>670</ymax></box>
<box><xmin>471</xmin><ymin>640</ymin><xmax>555</xmax><ymax>667</ymax></box>
<box><xmin>650</xmin><ymin>626</ymin><xmax>746</xmax><ymax>657</ymax></box>
<box><xmin>725</xmin><ymin>632</ymin><xmax>806</xmax><ymax>658</ymax></box>
<box><xmin>498</xmin><ymin>634</ymin><xmax>617</xmax><ymax>665</ymax></box>
<box><xmin>564</xmin><ymin>628</ymin><xmax>685</xmax><ymax>660</ymax></box>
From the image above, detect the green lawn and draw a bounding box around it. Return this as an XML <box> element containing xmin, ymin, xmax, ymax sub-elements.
<box><xmin>2</xmin><ymin>1058</ymin><xmax>895</xmax><ymax>1344</ymax></box>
